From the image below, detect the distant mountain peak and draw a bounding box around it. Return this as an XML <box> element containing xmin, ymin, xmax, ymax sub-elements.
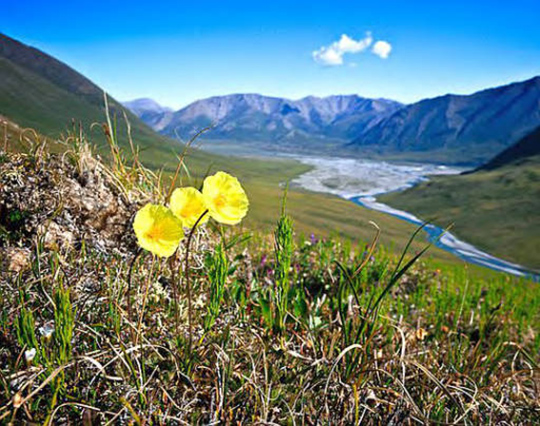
<box><xmin>122</xmin><ymin>98</ymin><xmax>172</xmax><ymax>115</ymax></box>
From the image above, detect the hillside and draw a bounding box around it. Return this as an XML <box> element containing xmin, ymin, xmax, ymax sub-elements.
<box><xmin>126</xmin><ymin>94</ymin><xmax>403</xmax><ymax>152</ymax></box>
<box><xmin>1</xmin><ymin>139</ymin><xmax>538</xmax><ymax>424</ymax></box>
<box><xmin>0</xmin><ymin>33</ymin><xmax>182</xmax><ymax>155</ymax></box>
<box><xmin>478</xmin><ymin>125</ymin><xmax>540</xmax><ymax>170</ymax></box>
<box><xmin>381</xmin><ymin>127</ymin><xmax>540</xmax><ymax>268</ymax></box>
<box><xmin>349</xmin><ymin>76</ymin><xmax>540</xmax><ymax>165</ymax></box>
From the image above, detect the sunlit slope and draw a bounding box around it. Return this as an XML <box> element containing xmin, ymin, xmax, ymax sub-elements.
<box><xmin>381</xmin><ymin>128</ymin><xmax>540</xmax><ymax>269</ymax></box>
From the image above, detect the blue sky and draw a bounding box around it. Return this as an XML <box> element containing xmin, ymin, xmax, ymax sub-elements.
<box><xmin>2</xmin><ymin>0</ymin><xmax>540</xmax><ymax>109</ymax></box>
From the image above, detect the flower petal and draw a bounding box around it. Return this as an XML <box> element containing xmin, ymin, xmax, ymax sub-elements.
<box><xmin>170</xmin><ymin>187</ymin><xmax>209</xmax><ymax>229</ymax></box>
<box><xmin>202</xmin><ymin>172</ymin><xmax>249</xmax><ymax>225</ymax></box>
<box><xmin>133</xmin><ymin>204</ymin><xmax>184</xmax><ymax>258</ymax></box>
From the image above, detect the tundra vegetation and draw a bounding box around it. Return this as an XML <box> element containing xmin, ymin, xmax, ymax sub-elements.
<box><xmin>0</xmin><ymin>121</ymin><xmax>539</xmax><ymax>425</ymax></box>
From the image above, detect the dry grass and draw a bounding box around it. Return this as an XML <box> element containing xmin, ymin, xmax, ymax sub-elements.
<box><xmin>0</xmin><ymin>128</ymin><xmax>539</xmax><ymax>424</ymax></box>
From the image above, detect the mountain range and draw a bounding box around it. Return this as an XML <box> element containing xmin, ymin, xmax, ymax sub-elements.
<box><xmin>2</xmin><ymin>31</ymin><xmax>539</xmax><ymax>167</ymax></box>
<box><xmin>124</xmin><ymin>94</ymin><xmax>403</xmax><ymax>151</ymax></box>
<box><xmin>127</xmin><ymin>77</ymin><xmax>540</xmax><ymax>164</ymax></box>
<box><xmin>350</xmin><ymin>77</ymin><xmax>540</xmax><ymax>164</ymax></box>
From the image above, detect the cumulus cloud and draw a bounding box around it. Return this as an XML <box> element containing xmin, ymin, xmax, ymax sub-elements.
<box><xmin>312</xmin><ymin>33</ymin><xmax>373</xmax><ymax>66</ymax></box>
<box><xmin>372</xmin><ymin>40</ymin><xmax>392</xmax><ymax>59</ymax></box>
<box><xmin>313</xmin><ymin>33</ymin><xmax>392</xmax><ymax>66</ymax></box>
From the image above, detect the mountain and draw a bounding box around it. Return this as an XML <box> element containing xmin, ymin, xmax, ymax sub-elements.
<box><xmin>349</xmin><ymin>77</ymin><xmax>540</xmax><ymax>165</ymax></box>
<box><xmin>0</xmin><ymin>33</ymin><xmax>177</xmax><ymax>153</ymax></box>
<box><xmin>380</xmin><ymin>126</ymin><xmax>540</xmax><ymax>268</ymax></box>
<box><xmin>126</xmin><ymin>93</ymin><xmax>403</xmax><ymax>151</ymax></box>
<box><xmin>478</xmin><ymin>125</ymin><xmax>540</xmax><ymax>170</ymax></box>
<box><xmin>122</xmin><ymin>98</ymin><xmax>174</xmax><ymax>131</ymax></box>
<box><xmin>128</xmin><ymin>77</ymin><xmax>540</xmax><ymax>164</ymax></box>
<box><xmin>122</xmin><ymin>98</ymin><xmax>172</xmax><ymax>116</ymax></box>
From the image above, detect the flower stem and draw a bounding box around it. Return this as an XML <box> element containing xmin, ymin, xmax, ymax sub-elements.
<box><xmin>136</xmin><ymin>255</ymin><xmax>157</xmax><ymax>345</ymax></box>
<box><xmin>169</xmin><ymin>256</ymin><xmax>180</xmax><ymax>336</ymax></box>
<box><xmin>127</xmin><ymin>248</ymin><xmax>143</xmax><ymax>336</ymax></box>
<box><xmin>183</xmin><ymin>210</ymin><xmax>209</xmax><ymax>352</ymax></box>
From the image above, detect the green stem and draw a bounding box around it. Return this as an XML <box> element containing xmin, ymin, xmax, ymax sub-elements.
<box><xmin>183</xmin><ymin>210</ymin><xmax>209</xmax><ymax>352</ymax></box>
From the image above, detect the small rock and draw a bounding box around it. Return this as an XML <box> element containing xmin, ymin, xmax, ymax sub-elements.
<box><xmin>1</xmin><ymin>247</ymin><xmax>31</xmax><ymax>272</ymax></box>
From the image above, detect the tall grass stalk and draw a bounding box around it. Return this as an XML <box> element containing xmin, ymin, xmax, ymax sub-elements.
<box><xmin>204</xmin><ymin>243</ymin><xmax>229</xmax><ymax>330</ymax></box>
<box><xmin>273</xmin><ymin>196</ymin><xmax>294</xmax><ymax>334</ymax></box>
<box><xmin>53</xmin><ymin>286</ymin><xmax>75</xmax><ymax>365</ymax></box>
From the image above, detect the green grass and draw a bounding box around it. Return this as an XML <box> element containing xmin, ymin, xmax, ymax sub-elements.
<box><xmin>381</xmin><ymin>158</ymin><xmax>540</xmax><ymax>269</ymax></box>
<box><xmin>0</xmin><ymin>141</ymin><xmax>538</xmax><ymax>423</ymax></box>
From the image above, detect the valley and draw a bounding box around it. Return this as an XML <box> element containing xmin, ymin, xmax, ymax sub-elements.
<box><xmin>381</xmin><ymin>127</ymin><xmax>540</xmax><ymax>270</ymax></box>
<box><xmin>235</xmin><ymin>149</ymin><xmax>539</xmax><ymax>278</ymax></box>
<box><xmin>1</xmin><ymin>32</ymin><xmax>539</xmax><ymax>277</ymax></box>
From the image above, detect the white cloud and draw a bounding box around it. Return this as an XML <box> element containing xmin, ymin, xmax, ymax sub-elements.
<box><xmin>313</xmin><ymin>45</ymin><xmax>345</xmax><ymax>66</ymax></box>
<box><xmin>336</xmin><ymin>33</ymin><xmax>373</xmax><ymax>53</ymax></box>
<box><xmin>312</xmin><ymin>33</ymin><xmax>373</xmax><ymax>66</ymax></box>
<box><xmin>372</xmin><ymin>40</ymin><xmax>392</xmax><ymax>59</ymax></box>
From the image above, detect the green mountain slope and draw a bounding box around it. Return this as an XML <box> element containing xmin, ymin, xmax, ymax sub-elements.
<box><xmin>0</xmin><ymin>33</ymin><xmax>180</xmax><ymax>154</ymax></box>
<box><xmin>380</xmin><ymin>128</ymin><xmax>540</xmax><ymax>269</ymax></box>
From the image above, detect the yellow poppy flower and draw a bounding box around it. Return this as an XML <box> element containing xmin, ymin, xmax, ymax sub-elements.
<box><xmin>133</xmin><ymin>204</ymin><xmax>184</xmax><ymax>258</ymax></box>
<box><xmin>169</xmin><ymin>187</ymin><xmax>209</xmax><ymax>229</ymax></box>
<box><xmin>202</xmin><ymin>171</ymin><xmax>249</xmax><ymax>225</ymax></box>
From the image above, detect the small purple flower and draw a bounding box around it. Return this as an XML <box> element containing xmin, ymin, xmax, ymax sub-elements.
<box><xmin>260</xmin><ymin>254</ymin><xmax>267</xmax><ymax>268</ymax></box>
<box><xmin>310</xmin><ymin>233</ymin><xmax>318</xmax><ymax>244</ymax></box>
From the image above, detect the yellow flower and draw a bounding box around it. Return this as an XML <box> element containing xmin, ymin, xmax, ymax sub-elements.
<box><xmin>202</xmin><ymin>171</ymin><xmax>249</xmax><ymax>225</ymax></box>
<box><xmin>133</xmin><ymin>204</ymin><xmax>184</xmax><ymax>258</ymax></box>
<box><xmin>169</xmin><ymin>187</ymin><xmax>209</xmax><ymax>228</ymax></box>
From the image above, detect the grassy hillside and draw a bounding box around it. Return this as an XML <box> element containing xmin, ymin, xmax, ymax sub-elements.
<box><xmin>0</xmin><ymin>34</ymin><xmax>177</xmax><ymax>154</ymax></box>
<box><xmin>1</xmin><ymin>142</ymin><xmax>538</xmax><ymax>424</ymax></box>
<box><xmin>381</xmin><ymin>132</ymin><xmax>540</xmax><ymax>269</ymax></box>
